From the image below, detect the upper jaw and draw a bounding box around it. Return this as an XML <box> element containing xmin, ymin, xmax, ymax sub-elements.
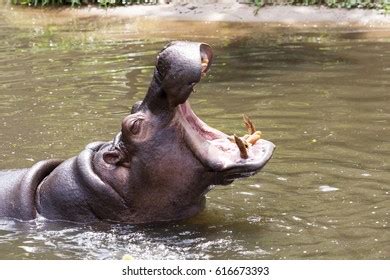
<box><xmin>158</xmin><ymin>42</ymin><xmax>214</xmax><ymax>108</ymax></box>
<box><xmin>177</xmin><ymin>101</ymin><xmax>275</xmax><ymax>178</ymax></box>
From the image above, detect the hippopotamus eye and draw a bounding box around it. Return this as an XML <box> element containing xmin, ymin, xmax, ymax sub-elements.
<box><xmin>129</xmin><ymin>119</ymin><xmax>143</xmax><ymax>135</ymax></box>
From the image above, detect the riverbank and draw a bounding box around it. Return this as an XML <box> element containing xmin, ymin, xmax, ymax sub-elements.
<box><xmin>26</xmin><ymin>3</ymin><xmax>390</xmax><ymax>26</ymax></box>
<box><xmin>3</xmin><ymin>1</ymin><xmax>390</xmax><ymax>32</ymax></box>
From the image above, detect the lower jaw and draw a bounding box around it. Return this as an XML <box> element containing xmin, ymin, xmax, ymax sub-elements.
<box><xmin>177</xmin><ymin>101</ymin><xmax>275</xmax><ymax>174</ymax></box>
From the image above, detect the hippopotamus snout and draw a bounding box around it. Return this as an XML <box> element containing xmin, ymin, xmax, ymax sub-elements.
<box><xmin>120</xmin><ymin>41</ymin><xmax>275</xmax><ymax>181</ymax></box>
<box><xmin>140</xmin><ymin>42</ymin><xmax>213</xmax><ymax>112</ymax></box>
<box><xmin>156</xmin><ymin>41</ymin><xmax>213</xmax><ymax>107</ymax></box>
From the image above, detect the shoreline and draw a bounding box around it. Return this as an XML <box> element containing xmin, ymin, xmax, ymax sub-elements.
<box><xmin>51</xmin><ymin>4</ymin><xmax>390</xmax><ymax>26</ymax></box>
<box><xmin>3</xmin><ymin>2</ymin><xmax>390</xmax><ymax>30</ymax></box>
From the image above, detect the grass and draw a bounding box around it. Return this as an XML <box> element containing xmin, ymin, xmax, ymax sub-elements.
<box><xmin>10</xmin><ymin>0</ymin><xmax>158</xmax><ymax>7</ymax></box>
<box><xmin>251</xmin><ymin>0</ymin><xmax>390</xmax><ymax>10</ymax></box>
<box><xmin>9</xmin><ymin>0</ymin><xmax>390</xmax><ymax>12</ymax></box>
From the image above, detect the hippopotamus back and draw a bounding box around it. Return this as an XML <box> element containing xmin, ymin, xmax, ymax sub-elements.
<box><xmin>0</xmin><ymin>160</ymin><xmax>62</xmax><ymax>220</ymax></box>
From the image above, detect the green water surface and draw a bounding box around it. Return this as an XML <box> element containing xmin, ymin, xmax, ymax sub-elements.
<box><xmin>0</xmin><ymin>4</ymin><xmax>389</xmax><ymax>259</ymax></box>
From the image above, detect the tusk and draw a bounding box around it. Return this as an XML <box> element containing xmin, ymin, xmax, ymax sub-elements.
<box><xmin>243</xmin><ymin>114</ymin><xmax>256</xmax><ymax>134</ymax></box>
<box><xmin>247</xmin><ymin>131</ymin><xmax>262</xmax><ymax>145</ymax></box>
<box><xmin>234</xmin><ymin>134</ymin><xmax>248</xmax><ymax>159</ymax></box>
<box><xmin>201</xmin><ymin>58</ymin><xmax>209</xmax><ymax>74</ymax></box>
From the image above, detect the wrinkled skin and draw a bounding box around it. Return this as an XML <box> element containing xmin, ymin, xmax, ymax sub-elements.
<box><xmin>0</xmin><ymin>42</ymin><xmax>275</xmax><ymax>224</ymax></box>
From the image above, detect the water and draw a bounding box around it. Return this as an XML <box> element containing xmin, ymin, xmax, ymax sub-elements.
<box><xmin>0</xmin><ymin>4</ymin><xmax>389</xmax><ymax>259</ymax></box>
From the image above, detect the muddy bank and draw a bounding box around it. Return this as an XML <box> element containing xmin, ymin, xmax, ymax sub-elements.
<box><xmin>3</xmin><ymin>1</ymin><xmax>390</xmax><ymax>28</ymax></box>
<box><xmin>39</xmin><ymin>4</ymin><xmax>390</xmax><ymax>26</ymax></box>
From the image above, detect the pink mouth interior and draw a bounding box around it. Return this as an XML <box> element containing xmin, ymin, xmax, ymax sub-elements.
<box><xmin>178</xmin><ymin>102</ymin><xmax>226</xmax><ymax>141</ymax></box>
<box><xmin>177</xmin><ymin>101</ymin><xmax>262</xmax><ymax>163</ymax></box>
<box><xmin>172</xmin><ymin>49</ymin><xmax>274</xmax><ymax>171</ymax></box>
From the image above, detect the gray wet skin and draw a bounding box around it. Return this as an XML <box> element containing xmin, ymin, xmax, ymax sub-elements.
<box><xmin>0</xmin><ymin>41</ymin><xmax>275</xmax><ymax>224</ymax></box>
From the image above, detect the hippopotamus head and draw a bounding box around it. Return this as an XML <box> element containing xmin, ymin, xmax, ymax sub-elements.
<box><xmin>96</xmin><ymin>41</ymin><xmax>275</xmax><ymax>223</ymax></box>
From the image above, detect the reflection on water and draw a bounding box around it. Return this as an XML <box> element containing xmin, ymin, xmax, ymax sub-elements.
<box><xmin>0</xmin><ymin>4</ymin><xmax>389</xmax><ymax>259</ymax></box>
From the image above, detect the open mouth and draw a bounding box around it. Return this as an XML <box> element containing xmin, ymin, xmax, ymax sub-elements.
<box><xmin>175</xmin><ymin>48</ymin><xmax>275</xmax><ymax>178</ymax></box>
<box><xmin>141</xmin><ymin>41</ymin><xmax>275</xmax><ymax>180</ymax></box>
<box><xmin>177</xmin><ymin>101</ymin><xmax>275</xmax><ymax>178</ymax></box>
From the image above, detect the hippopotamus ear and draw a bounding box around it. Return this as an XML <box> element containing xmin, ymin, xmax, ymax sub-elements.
<box><xmin>103</xmin><ymin>149</ymin><xmax>123</xmax><ymax>165</ymax></box>
<box><xmin>102</xmin><ymin>149</ymin><xmax>131</xmax><ymax>168</ymax></box>
<box><xmin>102</xmin><ymin>132</ymin><xmax>130</xmax><ymax>167</ymax></box>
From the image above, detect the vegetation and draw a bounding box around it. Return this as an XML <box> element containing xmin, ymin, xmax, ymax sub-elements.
<box><xmin>10</xmin><ymin>0</ymin><xmax>158</xmax><ymax>7</ymax></box>
<box><xmin>251</xmin><ymin>0</ymin><xmax>390</xmax><ymax>10</ymax></box>
<box><xmin>9</xmin><ymin>0</ymin><xmax>390</xmax><ymax>11</ymax></box>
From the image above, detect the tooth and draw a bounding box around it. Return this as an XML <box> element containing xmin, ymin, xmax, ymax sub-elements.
<box><xmin>241</xmin><ymin>136</ymin><xmax>250</xmax><ymax>148</ymax></box>
<box><xmin>234</xmin><ymin>134</ymin><xmax>248</xmax><ymax>159</ymax></box>
<box><xmin>243</xmin><ymin>114</ymin><xmax>256</xmax><ymax>135</ymax></box>
<box><xmin>229</xmin><ymin>135</ymin><xmax>250</xmax><ymax>147</ymax></box>
<box><xmin>201</xmin><ymin>58</ymin><xmax>209</xmax><ymax>74</ymax></box>
<box><xmin>247</xmin><ymin>131</ymin><xmax>262</xmax><ymax>145</ymax></box>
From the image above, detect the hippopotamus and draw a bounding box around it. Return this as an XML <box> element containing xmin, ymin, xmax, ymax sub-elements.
<box><xmin>0</xmin><ymin>41</ymin><xmax>275</xmax><ymax>224</ymax></box>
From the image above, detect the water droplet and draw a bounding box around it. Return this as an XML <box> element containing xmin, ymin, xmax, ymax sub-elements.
<box><xmin>239</xmin><ymin>192</ymin><xmax>254</xmax><ymax>196</ymax></box>
<box><xmin>277</xmin><ymin>177</ymin><xmax>287</xmax><ymax>181</ymax></box>
<box><xmin>319</xmin><ymin>185</ymin><xmax>339</xmax><ymax>192</ymax></box>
